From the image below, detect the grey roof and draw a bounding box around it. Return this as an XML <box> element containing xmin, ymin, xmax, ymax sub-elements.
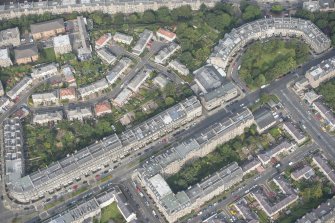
<box><xmin>30</xmin><ymin>18</ymin><xmax>64</xmax><ymax>34</ymax></box>
<box><xmin>194</xmin><ymin>65</ymin><xmax>225</xmax><ymax>93</ymax></box>
<box><xmin>253</xmin><ymin>108</ymin><xmax>276</xmax><ymax>131</ymax></box>
<box><xmin>14</xmin><ymin>44</ymin><xmax>38</xmax><ymax>59</ymax></box>
<box><xmin>203</xmin><ymin>81</ymin><xmax>238</xmax><ymax>102</ymax></box>
<box><xmin>106</xmin><ymin>57</ymin><xmax>132</xmax><ymax>84</ymax></box>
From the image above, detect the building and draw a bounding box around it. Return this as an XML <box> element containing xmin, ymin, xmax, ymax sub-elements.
<box><xmin>313</xmin><ymin>155</ymin><xmax>335</xmax><ymax>185</ymax></box>
<box><xmin>0</xmin><ymin>80</ymin><xmax>4</xmax><ymax>96</ymax></box>
<box><xmin>119</xmin><ymin>112</ymin><xmax>135</xmax><ymax>126</ymax></box>
<box><xmin>313</xmin><ymin>101</ymin><xmax>335</xmax><ymax>130</ymax></box>
<box><xmin>291</xmin><ymin>165</ymin><xmax>315</xmax><ymax>181</ymax></box>
<box><xmin>303</xmin><ymin>1</ymin><xmax>321</xmax><ymax>12</ymax></box>
<box><xmin>120</xmin><ymin>96</ymin><xmax>203</xmax><ymax>150</ymax></box>
<box><xmin>297</xmin><ymin>197</ymin><xmax>335</xmax><ymax>223</ymax></box>
<box><xmin>0</xmin><ymin>1</ymin><xmax>219</xmax><ymax>20</ymax></box>
<box><xmin>6</xmin><ymin>76</ymin><xmax>33</xmax><ymax>100</ymax></box>
<box><xmin>0</xmin><ymin>48</ymin><xmax>12</xmax><ymax>67</ymax></box>
<box><xmin>252</xmin><ymin>178</ymin><xmax>298</xmax><ymax>218</ymax></box>
<box><xmin>113</xmin><ymin>88</ymin><xmax>133</xmax><ymax>107</ymax></box>
<box><xmin>168</xmin><ymin>60</ymin><xmax>190</xmax><ymax>76</ymax></box>
<box><xmin>3</xmin><ymin>118</ymin><xmax>23</xmax><ymax>185</ymax></box>
<box><xmin>62</xmin><ymin>65</ymin><xmax>77</xmax><ymax>87</ymax></box>
<box><xmin>33</xmin><ymin>111</ymin><xmax>63</xmax><ymax>125</ymax></box>
<box><xmin>154</xmin><ymin>42</ymin><xmax>180</xmax><ymax>64</ymax></box>
<box><xmin>137</xmin><ymin>163</ymin><xmax>243</xmax><ymax>223</ymax></box>
<box><xmin>94</xmin><ymin>101</ymin><xmax>112</xmax><ymax>117</ymax></box>
<box><xmin>113</xmin><ymin>32</ymin><xmax>133</xmax><ymax>45</ymax></box>
<box><xmin>60</xmin><ymin>88</ymin><xmax>76</xmax><ymax>101</ymax></box>
<box><xmin>78</xmin><ymin>78</ymin><xmax>109</xmax><ymax>99</ymax></box>
<box><xmin>53</xmin><ymin>34</ymin><xmax>72</xmax><ymax>55</ymax></box>
<box><xmin>0</xmin><ymin>27</ymin><xmax>20</xmax><ymax>47</ymax></box>
<box><xmin>31</xmin><ymin>63</ymin><xmax>58</xmax><ymax>80</ymax></box>
<box><xmin>7</xmin><ymin>96</ymin><xmax>202</xmax><ymax>203</ymax></box>
<box><xmin>283</xmin><ymin>122</ymin><xmax>307</xmax><ymax>145</ymax></box>
<box><xmin>153</xmin><ymin>75</ymin><xmax>169</xmax><ymax>89</ymax></box>
<box><xmin>134</xmin><ymin>109</ymin><xmax>254</xmax><ymax>222</ymax></box>
<box><xmin>253</xmin><ymin>108</ymin><xmax>277</xmax><ymax>133</ymax></box>
<box><xmin>304</xmin><ymin>90</ymin><xmax>321</xmax><ymax>104</ymax></box>
<box><xmin>257</xmin><ymin>141</ymin><xmax>293</xmax><ymax>166</ymax></box>
<box><xmin>294</xmin><ymin>77</ymin><xmax>310</xmax><ymax>92</ymax></box>
<box><xmin>97</xmin><ymin>47</ymin><xmax>117</xmax><ymax>65</ymax></box>
<box><xmin>156</xmin><ymin>28</ymin><xmax>176</xmax><ymax>42</ymax></box>
<box><xmin>234</xmin><ymin>199</ymin><xmax>259</xmax><ymax>223</ymax></box>
<box><xmin>303</xmin><ymin>0</ymin><xmax>335</xmax><ymax>12</ymax></box>
<box><xmin>76</xmin><ymin>16</ymin><xmax>92</xmax><ymax>61</ymax></box>
<box><xmin>66</xmin><ymin>107</ymin><xmax>93</xmax><ymax>121</ymax></box>
<box><xmin>14</xmin><ymin>44</ymin><xmax>39</xmax><ymax>64</ymax></box>
<box><xmin>209</xmin><ymin>18</ymin><xmax>331</xmax><ymax>72</ymax></box>
<box><xmin>30</xmin><ymin>18</ymin><xmax>65</xmax><ymax>40</ymax></box>
<box><xmin>0</xmin><ymin>96</ymin><xmax>11</xmax><ymax>113</ymax></box>
<box><xmin>95</xmin><ymin>33</ymin><xmax>112</xmax><ymax>49</ymax></box>
<box><xmin>200</xmin><ymin>82</ymin><xmax>239</xmax><ymax>110</ymax></box>
<box><xmin>128</xmin><ymin>67</ymin><xmax>153</xmax><ymax>92</ymax></box>
<box><xmin>31</xmin><ymin>91</ymin><xmax>59</xmax><ymax>106</ymax></box>
<box><xmin>194</xmin><ymin>65</ymin><xmax>225</xmax><ymax>94</ymax></box>
<box><xmin>47</xmin><ymin>187</ymin><xmax>137</xmax><ymax>223</ymax></box>
<box><xmin>242</xmin><ymin>158</ymin><xmax>262</xmax><ymax>175</ymax></box>
<box><xmin>106</xmin><ymin>57</ymin><xmax>132</xmax><ymax>85</ymax></box>
<box><xmin>132</xmin><ymin>29</ymin><xmax>153</xmax><ymax>56</ymax></box>
<box><xmin>305</xmin><ymin>57</ymin><xmax>335</xmax><ymax>88</ymax></box>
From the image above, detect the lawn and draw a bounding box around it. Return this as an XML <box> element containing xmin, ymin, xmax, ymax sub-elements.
<box><xmin>100</xmin><ymin>202</ymin><xmax>126</xmax><ymax>223</ymax></box>
<box><xmin>239</xmin><ymin>39</ymin><xmax>310</xmax><ymax>89</ymax></box>
<box><xmin>39</xmin><ymin>48</ymin><xmax>57</xmax><ymax>63</ymax></box>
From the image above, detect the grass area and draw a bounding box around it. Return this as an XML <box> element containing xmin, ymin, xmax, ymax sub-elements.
<box><xmin>239</xmin><ymin>39</ymin><xmax>310</xmax><ymax>90</ymax></box>
<box><xmin>39</xmin><ymin>48</ymin><xmax>57</xmax><ymax>63</ymax></box>
<box><xmin>316</xmin><ymin>78</ymin><xmax>335</xmax><ymax>110</ymax></box>
<box><xmin>71</xmin><ymin>186</ymin><xmax>89</xmax><ymax>197</ymax></box>
<box><xmin>100</xmin><ymin>202</ymin><xmax>126</xmax><ymax>223</ymax></box>
<box><xmin>44</xmin><ymin>197</ymin><xmax>65</xmax><ymax>210</ymax></box>
<box><xmin>256</xmin><ymin>210</ymin><xmax>270</xmax><ymax>223</ymax></box>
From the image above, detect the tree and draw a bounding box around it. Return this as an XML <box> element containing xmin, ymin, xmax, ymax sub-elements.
<box><xmin>113</xmin><ymin>13</ymin><xmax>125</xmax><ymax>25</ymax></box>
<box><xmin>316</xmin><ymin>19</ymin><xmax>328</xmax><ymax>29</ymax></box>
<box><xmin>142</xmin><ymin>10</ymin><xmax>156</xmax><ymax>23</ymax></box>
<box><xmin>171</xmin><ymin>5</ymin><xmax>193</xmax><ymax>21</ymax></box>
<box><xmin>91</xmin><ymin>12</ymin><xmax>104</xmax><ymax>25</ymax></box>
<box><xmin>165</xmin><ymin>96</ymin><xmax>175</xmax><ymax>106</ymax></box>
<box><xmin>242</xmin><ymin>5</ymin><xmax>261</xmax><ymax>21</ymax></box>
<box><xmin>156</xmin><ymin>7</ymin><xmax>172</xmax><ymax>24</ymax></box>
<box><xmin>128</xmin><ymin>13</ymin><xmax>140</xmax><ymax>24</ymax></box>
<box><xmin>271</xmin><ymin>4</ymin><xmax>284</xmax><ymax>13</ymax></box>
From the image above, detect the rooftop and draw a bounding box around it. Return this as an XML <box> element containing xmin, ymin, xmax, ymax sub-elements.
<box><xmin>53</xmin><ymin>34</ymin><xmax>71</xmax><ymax>47</ymax></box>
<box><xmin>30</xmin><ymin>18</ymin><xmax>64</xmax><ymax>34</ymax></box>
<box><xmin>14</xmin><ymin>44</ymin><xmax>38</xmax><ymax>60</ymax></box>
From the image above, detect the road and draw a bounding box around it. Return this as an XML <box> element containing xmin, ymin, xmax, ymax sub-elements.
<box><xmin>188</xmin><ymin>143</ymin><xmax>317</xmax><ymax>223</ymax></box>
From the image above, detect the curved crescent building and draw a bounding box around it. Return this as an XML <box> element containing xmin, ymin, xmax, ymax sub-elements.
<box><xmin>0</xmin><ymin>0</ymin><xmax>219</xmax><ymax>20</ymax></box>
<box><xmin>208</xmin><ymin>17</ymin><xmax>331</xmax><ymax>71</ymax></box>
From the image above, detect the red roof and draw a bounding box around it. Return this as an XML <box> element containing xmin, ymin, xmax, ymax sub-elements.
<box><xmin>157</xmin><ymin>28</ymin><xmax>176</xmax><ymax>40</ymax></box>
<box><xmin>60</xmin><ymin>88</ymin><xmax>76</xmax><ymax>97</ymax></box>
<box><xmin>95</xmin><ymin>34</ymin><xmax>111</xmax><ymax>47</ymax></box>
<box><xmin>95</xmin><ymin>101</ymin><xmax>112</xmax><ymax>115</ymax></box>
